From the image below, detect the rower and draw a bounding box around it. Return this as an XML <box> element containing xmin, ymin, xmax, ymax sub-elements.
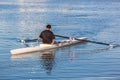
<box><xmin>37</xmin><ymin>24</ymin><xmax>55</xmax><ymax>44</ymax></box>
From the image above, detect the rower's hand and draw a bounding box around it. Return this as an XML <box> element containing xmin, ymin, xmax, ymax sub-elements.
<box><xmin>51</xmin><ymin>39</ymin><xmax>55</xmax><ymax>44</ymax></box>
<box><xmin>37</xmin><ymin>37</ymin><xmax>41</xmax><ymax>41</ymax></box>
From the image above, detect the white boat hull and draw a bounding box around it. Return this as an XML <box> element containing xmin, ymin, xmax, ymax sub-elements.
<box><xmin>11</xmin><ymin>37</ymin><xmax>87</xmax><ymax>55</ymax></box>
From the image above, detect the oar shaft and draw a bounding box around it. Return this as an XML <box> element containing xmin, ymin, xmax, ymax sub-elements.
<box><xmin>25</xmin><ymin>39</ymin><xmax>37</xmax><ymax>42</ymax></box>
<box><xmin>55</xmin><ymin>35</ymin><xmax>111</xmax><ymax>46</ymax></box>
<box><xmin>85</xmin><ymin>40</ymin><xmax>110</xmax><ymax>46</ymax></box>
<box><xmin>55</xmin><ymin>35</ymin><xmax>69</xmax><ymax>39</ymax></box>
<box><xmin>20</xmin><ymin>38</ymin><xmax>37</xmax><ymax>43</ymax></box>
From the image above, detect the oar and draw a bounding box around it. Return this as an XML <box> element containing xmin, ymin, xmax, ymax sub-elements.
<box><xmin>18</xmin><ymin>38</ymin><xmax>37</xmax><ymax>43</ymax></box>
<box><xmin>55</xmin><ymin>35</ymin><xmax>119</xmax><ymax>48</ymax></box>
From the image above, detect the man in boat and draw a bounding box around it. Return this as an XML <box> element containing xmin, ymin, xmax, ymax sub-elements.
<box><xmin>37</xmin><ymin>24</ymin><xmax>55</xmax><ymax>44</ymax></box>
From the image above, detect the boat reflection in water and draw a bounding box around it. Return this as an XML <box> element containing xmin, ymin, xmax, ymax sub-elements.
<box><xmin>40</xmin><ymin>50</ymin><xmax>55</xmax><ymax>75</ymax></box>
<box><xmin>11</xmin><ymin>50</ymin><xmax>55</xmax><ymax>75</ymax></box>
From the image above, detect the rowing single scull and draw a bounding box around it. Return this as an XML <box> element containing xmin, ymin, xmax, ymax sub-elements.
<box><xmin>11</xmin><ymin>37</ymin><xmax>87</xmax><ymax>55</ymax></box>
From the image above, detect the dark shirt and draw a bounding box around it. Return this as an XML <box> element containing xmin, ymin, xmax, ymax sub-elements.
<box><xmin>39</xmin><ymin>30</ymin><xmax>55</xmax><ymax>44</ymax></box>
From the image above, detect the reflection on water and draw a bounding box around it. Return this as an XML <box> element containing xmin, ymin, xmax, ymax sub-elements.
<box><xmin>69</xmin><ymin>51</ymin><xmax>75</xmax><ymax>60</ymax></box>
<box><xmin>11</xmin><ymin>52</ymin><xmax>39</xmax><ymax>59</ymax></box>
<box><xmin>11</xmin><ymin>50</ymin><xmax>55</xmax><ymax>75</ymax></box>
<box><xmin>40</xmin><ymin>51</ymin><xmax>55</xmax><ymax>75</ymax></box>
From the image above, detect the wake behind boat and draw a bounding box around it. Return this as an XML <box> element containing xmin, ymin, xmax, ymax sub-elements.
<box><xmin>11</xmin><ymin>37</ymin><xmax>87</xmax><ymax>55</ymax></box>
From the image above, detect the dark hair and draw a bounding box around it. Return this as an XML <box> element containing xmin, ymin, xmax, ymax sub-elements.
<box><xmin>46</xmin><ymin>24</ymin><xmax>51</xmax><ymax>29</ymax></box>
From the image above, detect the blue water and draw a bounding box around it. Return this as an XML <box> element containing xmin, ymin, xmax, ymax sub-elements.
<box><xmin>0</xmin><ymin>0</ymin><xmax>120</xmax><ymax>80</ymax></box>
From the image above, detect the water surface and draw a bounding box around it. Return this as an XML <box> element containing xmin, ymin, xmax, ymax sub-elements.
<box><xmin>0</xmin><ymin>0</ymin><xmax>120</xmax><ymax>80</ymax></box>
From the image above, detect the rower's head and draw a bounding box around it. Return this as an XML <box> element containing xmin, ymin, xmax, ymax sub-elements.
<box><xmin>46</xmin><ymin>24</ymin><xmax>51</xmax><ymax>30</ymax></box>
